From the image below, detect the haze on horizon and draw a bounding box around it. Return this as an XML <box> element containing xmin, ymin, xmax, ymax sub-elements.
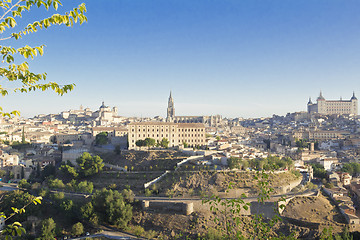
<box><xmin>2</xmin><ymin>0</ymin><xmax>360</xmax><ymax>119</ymax></box>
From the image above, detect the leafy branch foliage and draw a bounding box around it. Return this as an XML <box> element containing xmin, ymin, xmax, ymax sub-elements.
<box><xmin>0</xmin><ymin>0</ymin><xmax>87</xmax><ymax>117</ymax></box>
<box><xmin>0</xmin><ymin>190</ymin><xmax>42</xmax><ymax>239</ymax></box>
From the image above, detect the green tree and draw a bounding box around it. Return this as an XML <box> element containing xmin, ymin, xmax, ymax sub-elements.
<box><xmin>59</xmin><ymin>164</ymin><xmax>78</xmax><ymax>178</ymax></box>
<box><xmin>135</xmin><ymin>139</ymin><xmax>146</xmax><ymax>148</ymax></box>
<box><xmin>310</xmin><ymin>163</ymin><xmax>327</xmax><ymax>179</ymax></box>
<box><xmin>92</xmin><ymin>188</ymin><xmax>133</xmax><ymax>229</ymax></box>
<box><xmin>342</xmin><ymin>162</ymin><xmax>360</xmax><ymax>176</ymax></box>
<box><xmin>76</xmin><ymin>152</ymin><xmax>104</xmax><ymax>177</ymax></box>
<box><xmin>38</xmin><ymin>218</ymin><xmax>56</xmax><ymax>240</ymax></box>
<box><xmin>18</xmin><ymin>179</ymin><xmax>30</xmax><ymax>189</ymax></box>
<box><xmin>95</xmin><ymin>132</ymin><xmax>108</xmax><ymax>145</ymax></box>
<box><xmin>160</xmin><ymin>138</ymin><xmax>169</xmax><ymax>148</ymax></box>
<box><xmin>228</xmin><ymin>157</ymin><xmax>241</xmax><ymax>170</ymax></box>
<box><xmin>60</xmin><ymin>199</ymin><xmax>73</xmax><ymax>212</ymax></box>
<box><xmin>144</xmin><ymin>137</ymin><xmax>156</xmax><ymax>149</ymax></box>
<box><xmin>79</xmin><ymin>201</ymin><xmax>94</xmax><ymax>221</ymax></box>
<box><xmin>76</xmin><ymin>180</ymin><xmax>93</xmax><ymax>193</ymax></box>
<box><xmin>41</xmin><ymin>164</ymin><xmax>55</xmax><ymax>180</ymax></box>
<box><xmin>51</xmin><ymin>192</ymin><xmax>64</xmax><ymax>201</ymax></box>
<box><xmin>71</xmin><ymin>222</ymin><xmax>84</xmax><ymax>236</ymax></box>
<box><xmin>47</xmin><ymin>178</ymin><xmax>65</xmax><ymax>189</ymax></box>
<box><xmin>0</xmin><ymin>0</ymin><xmax>87</xmax><ymax>117</ymax></box>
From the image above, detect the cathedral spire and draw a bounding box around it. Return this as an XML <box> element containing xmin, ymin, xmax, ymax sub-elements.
<box><xmin>166</xmin><ymin>91</ymin><xmax>175</xmax><ymax>122</ymax></box>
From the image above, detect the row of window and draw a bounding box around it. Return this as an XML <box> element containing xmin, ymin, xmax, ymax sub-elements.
<box><xmin>130</xmin><ymin>143</ymin><xmax>201</xmax><ymax>148</ymax></box>
<box><xmin>131</xmin><ymin>128</ymin><xmax>204</xmax><ymax>132</ymax></box>
<box><xmin>131</xmin><ymin>139</ymin><xmax>203</xmax><ymax>143</ymax></box>
<box><xmin>131</xmin><ymin>134</ymin><xmax>204</xmax><ymax>138</ymax></box>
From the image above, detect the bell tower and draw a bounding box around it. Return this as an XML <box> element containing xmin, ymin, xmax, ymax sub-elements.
<box><xmin>166</xmin><ymin>91</ymin><xmax>175</xmax><ymax>122</ymax></box>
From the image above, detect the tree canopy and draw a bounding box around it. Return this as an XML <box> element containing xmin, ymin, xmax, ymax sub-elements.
<box><xmin>0</xmin><ymin>0</ymin><xmax>87</xmax><ymax>117</ymax></box>
<box><xmin>92</xmin><ymin>188</ymin><xmax>133</xmax><ymax>229</ymax></box>
<box><xmin>38</xmin><ymin>218</ymin><xmax>56</xmax><ymax>240</ymax></box>
<box><xmin>76</xmin><ymin>152</ymin><xmax>104</xmax><ymax>177</ymax></box>
<box><xmin>342</xmin><ymin>162</ymin><xmax>360</xmax><ymax>176</ymax></box>
<box><xmin>95</xmin><ymin>132</ymin><xmax>108</xmax><ymax>145</ymax></box>
<box><xmin>160</xmin><ymin>138</ymin><xmax>169</xmax><ymax>148</ymax></box>
<box><xmin>136</xmin><ymin>138</ymin><xmax>156</xmax><ymax>149</ymax></box>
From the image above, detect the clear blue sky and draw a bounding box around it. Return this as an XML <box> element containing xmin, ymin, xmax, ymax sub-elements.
<box><xmin>2</xmin><ymin>0</ymin><xmax>360</xmax><ymax>118</ymax></box>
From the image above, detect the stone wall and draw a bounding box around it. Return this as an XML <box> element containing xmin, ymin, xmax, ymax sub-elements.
<box><xmin>142</xmin><ymin>200</ymin><xmax>194</xmax><ymax>215</ymax></box>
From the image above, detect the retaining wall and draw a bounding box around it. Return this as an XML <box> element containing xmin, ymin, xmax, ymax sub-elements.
<box><xmin>282</xmin><ymin>216</ymin><xmax>320</xmax><ymax>230</ymax></box>
<box><xmin>144</xmin><ymin>170</ymin><xmax>170</xmax><ymax>189</ymax></box>
<box><xmin>142</xmin><ymin>200</ymin><xmax>194</xmax><ymax>215</ymax></box>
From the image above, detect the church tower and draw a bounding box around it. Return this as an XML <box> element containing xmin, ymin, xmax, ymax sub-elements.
<box><xmin>166</xmin><ymin>91</ymin><xmax>175</xmax><ymax>122</ymax></box>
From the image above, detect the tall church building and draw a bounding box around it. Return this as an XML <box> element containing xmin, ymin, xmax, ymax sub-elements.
<box><xmin>165</xmin><ymin>92</ymin><xmax>222</xmax><ymax>127</ymax></box>
<box><xmin>307</xmin><ymin>91</ymin><xmax>358</xmax><ymax>115</ymax></box>
<box><xmin>166</xmin><ymin>91</ymin><xmax>175</xmax><ymax>122</ymax></box>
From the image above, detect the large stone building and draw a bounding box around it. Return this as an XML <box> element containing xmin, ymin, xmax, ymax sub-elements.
<box><xmin>128</xmin><ymin>122</ymin><xmax>206</xmax><ymax>150</ymax></box>
<box><xmin>293</xmin><ymin>129</ymin><xmax>349</xmax><ymax>141</ymax></box>
<box><xmin>165</xmin><ymin>92</ymin><xmax>222</xmax><ymax>127</ymax></box>
<box><xmin>307</xmin><ymin>92</ymin><xmax>358</xmax><ymax>115</ymax></box>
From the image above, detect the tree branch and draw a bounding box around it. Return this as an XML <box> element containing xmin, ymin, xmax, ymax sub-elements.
<box><xmin>0</xmin><ymin>0</ymin><xmax>23</xmax><ymax>22</ymax></box>
<box><xmin>0</xmin><ymin>36</ymin><xmax>12</xmax><ymax>41</ymax></box>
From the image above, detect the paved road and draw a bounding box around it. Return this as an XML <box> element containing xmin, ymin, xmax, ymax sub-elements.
<box><xmin>68</xmin><ymin>232</ymin><xmax>135</xmax><ymax>239</ymax></box>
<box><xmin>68</xmin><ymin>225</ymin><xmax>144</xmax><ymax>240</ymax></box>
<box><xmin>0</xmin><ymin>183</ymin><xmax>18</xmax><ymax>191</ymax></box>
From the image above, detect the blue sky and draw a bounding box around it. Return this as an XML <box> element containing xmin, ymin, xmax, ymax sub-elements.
<box><xmin>2</xmin><ymin>0</ymin><xmax>360</xmax><ymax>118</ymax></box>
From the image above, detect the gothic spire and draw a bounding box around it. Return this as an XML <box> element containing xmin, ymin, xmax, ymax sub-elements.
<box><xmin>167</xmin><ymin>91</ymin><xmax>175</xmax><ymax>121</ymax></box>
<box><xmin>307</xmin><ymin>97</ymin><xmax>312</xmax><ymax>104</ymax></box>
<box><xmin>351</xmin><ymin>91</ymin><xmax>357</xmax><ymax>100</ymax></box>
<box><xmin>317</xmin><ymin>90</ymin><xmax>325</xmax><ymax>100</ymax></box>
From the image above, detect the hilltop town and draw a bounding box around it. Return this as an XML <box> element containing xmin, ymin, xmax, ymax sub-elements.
<box><xmin>1</xmin><ymin>92</ymin><xmax>360</xmax><ymax>239</ymax></box>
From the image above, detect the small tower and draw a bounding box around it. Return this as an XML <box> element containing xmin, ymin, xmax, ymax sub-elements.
<box><xmin>317</xmin><ymin>91</ymin><xmax>325</xmax><ymax>101</ymax></box>
<box><xmin>351</xmin><ymin>91</ymin><xmax>358</xmax><ymax>115</ymax></box>
<box><xmin>317</xmin><ymin>91</ymin><xmax>326</xmax><ymax>114</ymax></box>
<box><xmin>307</xmin><ymin>97</ymin><xmax>314</xmax><ymax>114</ymax></box>
<box><xmin>166</xmin><ymin>91</ymin><xmax>175</xmax><ymax>122</ymax></box>
<box><xmin>307</xmin><ymin>97</ymin><xmax>312</xmax><ymax>105</ymax></box>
